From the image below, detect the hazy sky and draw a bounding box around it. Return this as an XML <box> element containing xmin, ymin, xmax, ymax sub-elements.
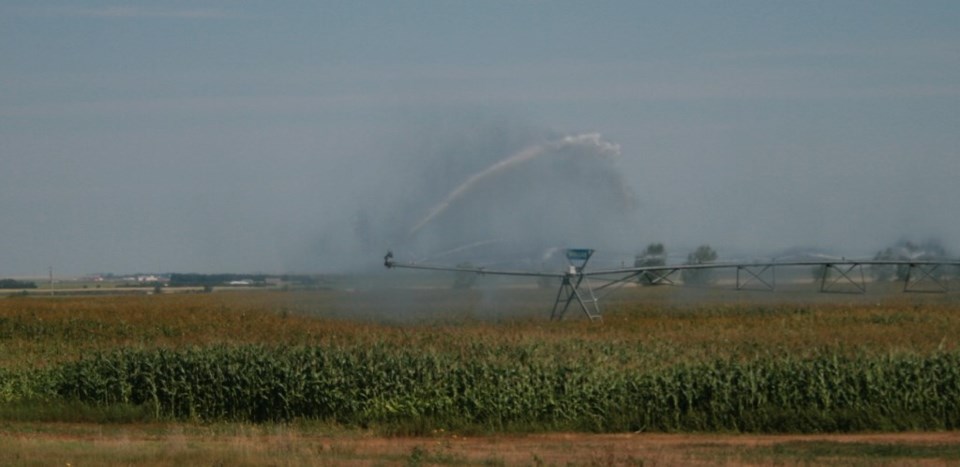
<box><xmin>2</xmin><ymin>1</ymin><xmax>958</xmax><ymax>275</ymax></box>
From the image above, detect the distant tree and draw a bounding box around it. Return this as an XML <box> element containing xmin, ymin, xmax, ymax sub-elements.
<box><xmin>681</xmin><ymin>245</ymin><xmax>718</xmax><ymax>285</ymax></box>
<box><xmin>871</xmin><ymin>239</ymin><xmax>950</xmax><ymax>282</ymax></box>
<box><xmin>871</xmin><ymin>247</ymin><xmax>896</xmax><ymax>282</ymax></box>
<box><xmin>635</xmin><ymin>243</ymin><xmax>666</xmax><ymax>285</ymax></box>
<box><xmin>169</xmin><ymin>273</ymin><xmax>268</xmax><ymax>287</ymax></box>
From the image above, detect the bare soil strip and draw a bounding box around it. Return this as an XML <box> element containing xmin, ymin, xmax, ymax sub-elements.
<box><xmin>2</xmin><ymin>424</ymin><xmax>958</xmax><ymax>466</ymax></box>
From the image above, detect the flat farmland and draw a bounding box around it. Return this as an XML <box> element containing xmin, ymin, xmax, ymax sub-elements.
<box><xmin>1</xmin><ymin>283</ymin><xmax>959</xmax><ymax>465</ymax></box>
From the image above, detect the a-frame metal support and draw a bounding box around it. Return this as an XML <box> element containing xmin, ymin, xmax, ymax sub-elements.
<box><xmin>819</xmin><ymin>263</ymin><xmax>866</xmax><ymax>294</ymax></box>
<box><xmin>639</xmin><ymin>268</ymin><xmax>679</xmax><ymax>286</ymax></box>
<box><xmin>903</xmin><ymin>263</ymin><xmax>949</xmax><ymax>293</ymax></box>
<box><xmin>550</xmin><ymin>273</ymin><xmax>601</xmax><ymax>321</ymax></box>
<box><xmin>736</xmin><ymin>264</ymin><xmax>776</xmax><ymax>291</ymax></box>
<box><xmin>549</xmin><ymin>249</ymin><xmax>601</xmax><ymax>321</ymax></box>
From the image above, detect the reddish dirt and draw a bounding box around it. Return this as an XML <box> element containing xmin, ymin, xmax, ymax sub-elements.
<box><xmin>4</xmin><ymin>424</ymin><xmax>959</xmax><ymax>465</ymax></box>
<box><xmin>335</xmin><ymin>432</ymin><xmax>960</xmax><ymax>465</ymax></box>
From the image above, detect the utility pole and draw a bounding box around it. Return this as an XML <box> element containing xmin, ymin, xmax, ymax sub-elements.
<box><xmin>49</xmin><ymin>266</ymin><xmax>54</xmax><ymax>296</ymax></box>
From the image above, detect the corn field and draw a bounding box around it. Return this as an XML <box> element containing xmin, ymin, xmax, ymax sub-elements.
<box><xmin>40</xmin><ymin>345</ymin><xmax>960</xmax><ymax>432</ymax></box>
<box><xmin>2</xmin><ymin>291</ymin><xmax>960</xmax><ymax>433</ymax></box>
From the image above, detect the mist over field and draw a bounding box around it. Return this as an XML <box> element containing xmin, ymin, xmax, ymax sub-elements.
<box><xmin>1</xmin><ymin>2</ymin><xmax>959</xmax><ymax>276</ymax></box>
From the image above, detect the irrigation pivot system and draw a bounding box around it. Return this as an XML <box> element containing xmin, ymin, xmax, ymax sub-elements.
<box><xmin>384</xmin><ymin>249</ymin><xmax>960</xmax><ymax>321</ymax></box>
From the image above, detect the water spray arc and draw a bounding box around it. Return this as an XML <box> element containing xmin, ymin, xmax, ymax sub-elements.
<box><xmin>407</xmin><ymin>133</ymin><xmax>621</xmax><ymax>238</ymax></box>
<box><xmin>422</xmin><ymin>239</ymin><xmax>503</xmax><ymax>262</ymax></box>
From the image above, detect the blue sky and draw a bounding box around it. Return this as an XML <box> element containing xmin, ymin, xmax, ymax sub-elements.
<box><xmin>2</xmin><ymin>1</ymin><xmax>959</xmax><ymax>275</ymax></box>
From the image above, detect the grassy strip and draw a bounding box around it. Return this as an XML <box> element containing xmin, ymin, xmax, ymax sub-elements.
<box><xmin>10</xmin><ymin>345</ymin><xmax>956</xmax><ymax>433</ymax></box>
<box><xmin>754</xmin><ymin>441</ymin><xmax>960</xmax><ymax>461</ymax></box>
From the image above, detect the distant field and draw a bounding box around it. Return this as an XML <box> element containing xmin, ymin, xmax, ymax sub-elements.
<box><xmin>2</xmin><ymin>282</ymin><xmax>958</xmax><ymax>364</ymax></box>
<box><xmin>1</xmin><ymin>283</ymin><xmax>959</xmax><ymax>463</ymax></box>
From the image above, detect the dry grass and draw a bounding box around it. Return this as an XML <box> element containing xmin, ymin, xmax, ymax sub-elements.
<box><xmin>2</xmin><ymin>287</ymin><xmax>960</xmax><ymax>372</ymax></box>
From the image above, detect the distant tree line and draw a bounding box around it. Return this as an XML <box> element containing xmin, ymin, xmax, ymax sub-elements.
<box><xmin>168</xmin><ymin>274</ymin><xmax>266</xmax><ymax>287</ymax></box>
<box><xmin>681</xmin><ymin>244</ymin><xmax>718</xmax><ymax>285</ymax></box>
<box><xmin>277</xmin><ymin>274</ymin><xmax>321</xmax><ymax>286</ymax></box>
<box><xmin>635</xmin><ymin>239</ymin><xmax>955</xmax><ymax>286</ymax></box>
<box><xmin>0</xmin><ymin>279</ymin><xmax>37</xmax><ymax>289</ymax></box>
<box><xmin>167</xmin><ymin>273</ymin><xmax>319</xmax><ymax>287</ymax></box>
<box><xmin>871</xmin><ymin>239</ymin><xmax>953</xmax><ymax>282</ymax></box>
<box><xmin>634</xmin><ymin>243</ymin><xmax>719</xmax><ymax>285</ymax></box>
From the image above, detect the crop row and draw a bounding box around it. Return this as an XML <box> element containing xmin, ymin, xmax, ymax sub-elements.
<box><xmin>33</xmin><ymin>345</ymin><xmax>960</xmax><ymax>432</ymax></box>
